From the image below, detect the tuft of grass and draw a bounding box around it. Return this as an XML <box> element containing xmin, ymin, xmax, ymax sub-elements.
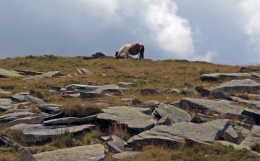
<box><xmin>63</xmin><ymin>103</ymin><xmax>102</xmax><ymax>117</ymax></box>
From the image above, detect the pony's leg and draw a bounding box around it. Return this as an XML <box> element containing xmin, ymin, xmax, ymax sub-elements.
<box><xmin>138</xmin><ymin>53</ymin><xmax>140</xmax><ymax>61</ymax></box>
<box><xmin>125</xmin><ymin>53</ymin><xmax>128</xmax><ymax>61</ymax></box>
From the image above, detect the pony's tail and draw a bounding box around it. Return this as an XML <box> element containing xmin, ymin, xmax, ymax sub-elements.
<box><xmin>140</xmin><ymin>45</ymin><xmax>145</xmax><ymax>59</ymax></box>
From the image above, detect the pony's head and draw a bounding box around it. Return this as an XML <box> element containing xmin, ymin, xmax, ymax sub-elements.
<box><xmin>115</xmin><ymin>51</ymin><xmax>119</xmax><ymax>59</ymax></box>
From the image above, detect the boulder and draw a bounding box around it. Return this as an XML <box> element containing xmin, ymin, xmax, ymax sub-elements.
<box><xmin>215</xmin><ymin>79</ymin><xmax>260</xmax><ymax>93</ymax></box>
<box><xmin>210</xmin><ymin>90</ymin><xmax>232</xmax><ymax>100</ymax></box>
<box><xmin>190</xmin><ymin>113</ymin><xmax>207</xmax><ymax>123</ymax></box>
<box><xmin>33</xmin><ymin>144</ymin><xmax>105</xmax><ymax>161</ymax></box>
<box><xmin>9</xmin><ymin>123</ymin><xmax>94</xmax><ymax>144</ymax></box>
<box><xmin>107</xmin><ymin>135</ymin><xmax>127</xmax><ymax>153</ymax></box>
<box><xmin>37</xmin><ymin>104</ymin><xmax>62</xmax><ymax>114</ymax></box>
<box><xmin>140</xmin><ymin>88</ymin><xmax>159</xmax><ymax>96</ymax></box>
<box><xmin>0</xmin><ymin>68</ymin><xmax>22</xmax><ymax>78</ymax></box>
<box><xmin>0</xmin><ymin>112</ymin><xmax>39</xmax><ymax>123</ymax></box>
<box><xmin>240</xmin><ymin>126</ymin><xmax>260</xmax><ymax>149</ymax></box>
<box><xmin>201</xmin><ymin>73</ymin><xmax>252</xmax><ymax>81</ymax></box>
<box><xmin>195</xmin><ymin>86</ymin><xmax>211</xmax><ymax>97</ymax></box>
<box><xmin>0</xmin><ymin>98</ymin><xmax>13</xmax><ymax>111</ymax></box>
<box><xmin>16</xmin><ymin>70</ymin><xmax>44</xmax><ymax>76</ymax></box>
<box><xmin>223</xmin><ymin>125</ymin><xmax>239</xmax><ymax>143</ymax></box>
<box><xmin>128</xmin><ymin>120</ymin><xmax>230</xmax><ymax>148</ymax></box>
<box><xmin>118</xmin><ymin>82</ymin><xmax>137</xmax><ymax>87</ymax></box>
<box><xmin>154</xmin><ymin>103</ymin><xmax>191</xmax><ymax>123</ymax></box>
<box><xmin>112</xmin><ymin>151</ymin><xmax>140</xmax><ymax>160</ymax></box>
<box><xmin>21</xmin><ymin>148</ymin><xmax>37</xmax><ymax>161</ymax></box>
<box><xmin>23</xmin><ymin>71</ymin><xmax>61</xmax><ymax>81</ymax></box>
<box><xmin>97</xmin><ymin>106</ymin><xmax>156</xmax><ymax>132</ymax></box>
<box><xmin>11</xmin><ymin>92</ymin><xmax>45</xmax><ymax>104</ymax></box>
<box><xmin>42</xmin><ymin>115</ymin><xmax>97</xmax><ymax>125</ymax></box>
<box><xmin>1</xmin><ymin>116</ymin><xmax>44</xmax><ymax>128</ymax></box>
<box><xmin>180</xmin><ymin>98</ymin><xmax>244</xmax><ymax>115</ymax></box>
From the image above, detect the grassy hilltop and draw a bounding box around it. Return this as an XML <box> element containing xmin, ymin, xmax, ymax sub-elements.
<box><xmin>0</xmin><ymin>55</ymin><xmax>259</xmax><ymax>161</ymax></box>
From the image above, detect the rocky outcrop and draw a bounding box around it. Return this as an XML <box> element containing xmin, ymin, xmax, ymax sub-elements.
<box><xmin>240</xmin><ymin>126</ymin><xmax>260</xmax><ymax>149</ymax></box>
<box><xmin>201</xmin><ymin>73</ymin><xmax>252</xmax><ymax>81</ymax></box>
<box><xmin>9</xmin><ymin>123</ymin><xmax>94</xmax><ymax>144</ymax></box>
<box><xmin>154</xmin><ymin>103</ymin><xmax>191</xmax><ymax>123</ymax></box>
<box><xmin>22</xmin><ymin>71</ymin><xmax>62</xmax><ymax>81</ymax></box>
<box><xmin>0</xmin><ymin>68</ymin><xmax>22</xmax><ymax>78</ymax></box>
<box><xmin>97</xmin><ymin>106</ymin><xmax>156</xmax><ymax>132</ymax></box>
<box><xmin>33</xmin><ymin>144</ymin><xmax>105</xmax><ymax>161</ymax></box>
<box><xmin>128</xmin><ymin>119</ymin><xmax>231</xmax><ymax>149</ymax></box>
<box><xmin>215</xmin><ymin>79</ymin><xmax>260</xmax><ymax>93</ymax></box>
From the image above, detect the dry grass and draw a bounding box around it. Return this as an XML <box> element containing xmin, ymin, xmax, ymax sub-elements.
<box><xmin>0</xmin><ymin>55</ymin><xmax>260</xmax><ymax>161</ymax></box>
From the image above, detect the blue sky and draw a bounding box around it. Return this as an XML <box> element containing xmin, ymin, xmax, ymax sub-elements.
<box><xmin>0</xmin><ymin>0</ymin><xmax>260</xmax><ymax>65</ymax></box>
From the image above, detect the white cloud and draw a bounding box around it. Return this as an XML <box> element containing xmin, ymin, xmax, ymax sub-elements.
<box><xmin>239</xmin><ymin>0</ymin><xmax>260</xmax><ymax>59</ymax></box>
<box><xmin>191</xmin><ymin>51</ymin><xmax>218</xmax><ymax>62</ymax></box>
<box><xmin>143</xmin><ymin>0</ymin><xmax>195</xmax><ymax>58</ymax></box>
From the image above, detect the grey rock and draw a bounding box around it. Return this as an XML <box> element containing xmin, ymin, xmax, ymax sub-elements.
<box><xmin>242</xmin><ymin>108</ymin><xmax>260</xmax><ymax>125</ymax></box>
<box><xmin>128</xmin><ymin>120</ymin><xmax>230</xmax><ymax>148</ymax></box>
<box><xmin>81</xmin><ymin>84</ymin><xmax>131</xmax><ymax>98</ymax></box>
<box><xmin>21</xmin><ymin>148</ymin><xmax>37</xmax><ymax>161</ymax></box>
<box><xmin>190</xmin><ymin>113</ymin><xmax>207</xmax><ymax>123</ymax></box>
<box><xmin>11</xmin><ymin>92</ymin><xmax>45</xmax><ymax>104</ymax></box>
<box><xmin>97</xmin><ymin>106</ymin><xmax>156</xmax><ymax>132</ymax></box>
<box><xmin>157</xmin><ymin>116</ymin><xmax>172</xmax><ymax>125</ymax></box>
<box><xmin>0</xmin><ymin>68</ymin><xmax>22</xmax><ymax>78</ymax></box>
<box><xmin>0</xmin><ymin>89</ymin><xmax>11</xmax><ymax>95</ymax></box>
<box><xmin>140</xmin><ymin>88</ymin><xmax>159</xmax><ymax>96</ymax></box>
<box><xmin>231</xmin><ymin>96</ymin><xmax>260</xmax><ymax>108</ymax></box>
<box><xmin>79</xmin><ymin>68</ymin><xmax>93</xmax><ymax>75</ymax></box>
<box><xmin>235</xmin><ymin>126</ymin><xmax>251</xmax><ymax>138</ymax></box>
<box><xmin>195</xmin><ymin>86</ymin><xmax>211</xmax><ymax>97</ymax></box>
<box><xmin>16</xmin><ymin>69</ymin><xmax>44</xmax><ymax>76</ymax></box>
<box><xmin>171</xmin><ymin>88</ymin><xmax>181</xmax><ymax>94</ymax></box>
<box><xmin>23</xmin><ymin>71</ymin><xmax>61</xmax><ymax>81</ymax></box>
<box><xmin>180</xmin><ymin>98</ymin><xmax>244</xmax><ymax>115</ymax></box>
<box><xmin>67</xmin><ymin>84</ymin><xmax>100</xmax><ymax>92</ymax></box>
<box><xmin>0</xmin><ymin>135</ymin><xmax>11</xmax><ymax>146</ymax></box>
<box><xmin>112</xmin><ymin>151</ymin><xmax>140</xmax><ymax>160</ymax></box>
<box><xmin>134</xmin><ymin>100</ymin><xmax>160</xmax><ymax>109</ymax></box>
<box><xmin>9</xmin><ymin>123</ymin><xmax>94</xmax><ymax>144</ymax></box>
<box><xmin>107</xmin><ymin>135</ymin><xmax>127</xmax><ymax>153</ymax></box>
<box><xmin>1</xmin><ymin>116</ymin><xmax>44</xmax><ymax>128</ymax></box>
<box><xmin>0</xmin><ymin>98</ymin><xmax>13</xmax><ymax>111</ymax></box>
<box><xmin>102</xmin><ymin>65</ymin><xmax>115</xmax><ymax>69</ymax></box>
<box><xmin>154</xmin><ymin>103</ymin><xmax>191</xmax><ymax>123</ymax></box>
<box><xmin>211</xmin><ymin>90</ymin><xmax>232</xmax><ymax>100</ymax></box>
<box><xmin>118</xmin><ymin>82</ymin><xmax>137</xmax><ymax>87</ymax></box>
<box><xmin>223</xmin><ymin>125</ymin><xmax>239</xmax><ymax>143</ymax></box>
<box><xmin>37</xmin><ymin>104</ymin><xmax>62</xmax><ymax>114</ymax></box>
<box><xmin>240</xmin><ymin>125</ymin><xmax>260</xmax><ymax>149</ymax></box>
<box><xmin>43</xmin><ymin>115</ymin><xmax>97</xmax><ymax>125</ymax></box>
<box><xmin>0</xmin><ymin>112</ymin><xmax>38</xmax><ymax>123</ymax></box>
<box><xmin>215</xmin><ymin>79</ymin><xmax>260</xmax><ymax>93</ymax></box>
<box><xmin>33</xmin><ymin>144</ymin><xmax>105</xmax><ymax>161</ymax></box>
<box><xmin>201</xmin><ymin>73</ymin><xmax>252</xmax><ymax>81</ymax></box>
<box><xmin>132</xmin><ymin>97</ymin><xmax>142</xmax><ymax>105</ymax></box>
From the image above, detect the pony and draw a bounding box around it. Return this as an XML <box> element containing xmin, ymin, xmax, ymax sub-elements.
<box><xmin>115</xmin><ymin>43</ymin><xmax>145</xmax><ymax>61</ymax></box>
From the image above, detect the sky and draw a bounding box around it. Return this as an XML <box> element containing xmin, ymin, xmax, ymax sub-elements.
<box><xmin>0</xmin><ymin>0</ymin><xmax>260</xmax><ymax>65</ymax></box>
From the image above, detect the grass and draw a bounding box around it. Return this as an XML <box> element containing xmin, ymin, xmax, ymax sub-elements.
<box><xmin>0</xmin><ymin>55</ymin><xmax>260</xmax><ymax>160</ymax></box>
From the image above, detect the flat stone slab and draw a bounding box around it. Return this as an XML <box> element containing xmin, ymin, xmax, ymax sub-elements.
<box><xmin>201</xmin><ymin>73</ymin><xmax>252</xmax><ymax>81</ymax></box>
<box><xmin>107</xmin><ymin>135</ymin><xmax>127</xmax><ymax>153</ymax></box>
<box><xmin>154</xmin><ymin>103</ymin><xmax>191</xmax><ymax>123</ymax></box>
<box><xmin>37</xmin><ymin>104</ymin><xmax>62</xmax><ymax>114</ymax></box>
<box><xmin>0</xmin><ymin>68</ymin><xmax>22</xmax><ymax>78</ymax></box>
<box><xmin>9</xmin><ymin>123</ymin><xmax>94</xmax><ymax>144</ymax></box>
<box><xmin>0</xmin><ymin>98</ymin><xmax>13</xmax><ymax>111</ymax></box>
<box><xmin>0</xmin><ymin>112</ymin><xmax>39</xmax><ymax>123</ymax></box>
<box><xmin>180</xmin><ymin>98</ymin><xmax>244</xmax><ymax>115</ymax></box>
<box><xmin>118</xmin><ymin>82</ymin><xmax>137</xmax><ymax>87</ymax></box>
<box><xmin>11</xmin><ymin>92</ymin><xmax>46</xmax><ymax>104</ymax></box>
<box><xmin>112</xmin><ymin>151</ymin><xmax>140</xmax><ymax>160</ymax></box>
<box><xmin>22</xmin><ymin>71</ymin><xmax>61</xmax><ymax>81</ymax></box>
<box><xmin>240</xmin><ymin>126</ymin><xmax>260</xmax><ymax>149</ymax></box>
<box><xmin>215</xmin><ymin>79</ymin><xmax>260</xmax><ymax>93</ymax></box>
<box><xmin>42</xmin><ymin>115</ymin><xmax>97</xmax><ymax>125</ymax></box>
<box><xmin>81</xmin><ymin>85</ymin><xmax>131</xmax><ymax>98</ymax></box>
<box><xmin>97</xmin><ymin>106</ymin><xmax>156</xmax><ymax>132</ymax></box>
<box><xmin>1</xmin><ymin>116</ymin><xmax>44</xmax><ymax>128</ymax></box>
<box><xmin>128</xmin><ymin>119</ymin><xmax>231</xmax><ymax>147</ymax></box>
<box><xmin>66</xmin><ymin>84</ymin><xmax>100</xmax><ymax>92</ymax></box>
<box><xmin>33</xmin><ymin>144</ymin><xmax>105</xmax><ymax>161</ymax></box>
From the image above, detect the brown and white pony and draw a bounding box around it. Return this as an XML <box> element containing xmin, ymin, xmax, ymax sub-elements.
<box><xmin>115</xmin><ymin>43</ymin><xmax>145</xmax><ymax>61</ymax></box>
